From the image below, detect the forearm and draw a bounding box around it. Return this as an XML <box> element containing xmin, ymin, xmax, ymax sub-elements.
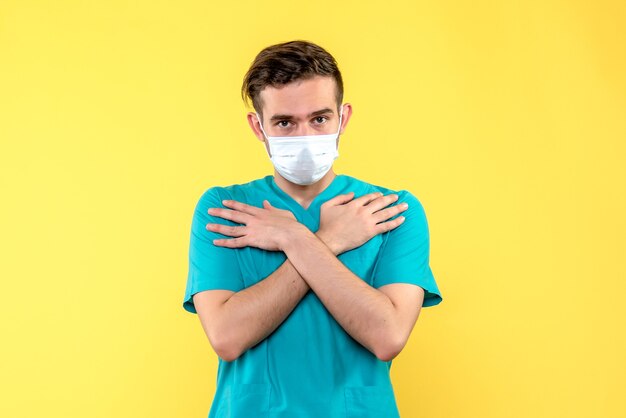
<box><xmin>283</xmin><ymin>226</ymin><xmax>400</xmax><ymax>360</ymax></box>
<box><xmin>214</xmin><ymin>232</ymin><xmax>337</xmax><ymax>361</ymax></box>
<box><xmin>213</xmin><ymin>258</ymin><xmax>308</xmax><ymax>360</ymax></box>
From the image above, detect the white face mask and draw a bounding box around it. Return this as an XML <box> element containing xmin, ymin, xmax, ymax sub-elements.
<box><xmin>257</xmin><ymin>110</ymin><xmax>343</xmax><ymax>185</ymax></box>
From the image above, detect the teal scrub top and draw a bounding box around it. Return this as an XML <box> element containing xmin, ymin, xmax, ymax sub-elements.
<box><xmin>183</xmin><ymin>174</ymin><xmax>443</xmax><ymax>418</ymax></box>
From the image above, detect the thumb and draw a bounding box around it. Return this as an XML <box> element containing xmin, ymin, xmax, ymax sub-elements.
<box><xmin>325</xmin><ymin>191</ymin><xmax>355</xmax><ymax>206</ymax></box>
<box><xmin>263</xmin><ymin>199</ymin><xmax>273</xmax><ymax>209</ymax></box>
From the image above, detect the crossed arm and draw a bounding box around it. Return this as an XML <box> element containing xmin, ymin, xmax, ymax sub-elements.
<box><xmin>192</xmin><ymin>192</ymin><xmax>425</xmax><ymax>362</ymax></box>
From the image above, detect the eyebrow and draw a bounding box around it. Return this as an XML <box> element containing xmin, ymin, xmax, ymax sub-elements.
<box><xmin>269</xmin><ymin>108</ymin><xmax>334</xmax><ymax>122</ymax></box>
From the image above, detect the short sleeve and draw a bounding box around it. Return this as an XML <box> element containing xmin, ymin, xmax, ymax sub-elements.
<box><xmin>182</xmin><ymin>187</ymin><xmax>245</xmax><ymax>314</ymax></box>
<box><xmin>371</xmin><ymin>190</ymin><xmax>443</xmax><ymax>308</ymax></box>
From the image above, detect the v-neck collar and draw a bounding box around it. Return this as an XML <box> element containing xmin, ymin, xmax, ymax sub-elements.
<box><xmin>266</xmin><ymin>174</ymin><xmax>347</xmax><ymax>221</ymax></box>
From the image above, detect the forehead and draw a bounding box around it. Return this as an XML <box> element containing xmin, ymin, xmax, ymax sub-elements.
<box><xmin>258</xmin><ymin>75</ymin><xmax>337</xmax><ymax>117</ymax></box>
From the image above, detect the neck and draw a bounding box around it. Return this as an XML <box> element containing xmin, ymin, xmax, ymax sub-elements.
<box><xmin>273</xmin><ymin>169</ymin><xmax>337</xmax><ymax>209</ymax></box>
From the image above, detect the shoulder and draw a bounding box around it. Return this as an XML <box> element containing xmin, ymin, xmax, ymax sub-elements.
<box><xmin>195</xmin><ymin>176</ymin><xmax>273</xmax><ymax>207</ymax></box>
<box><xmin>340</xmin><ymin>174</ymin><xmax>425</xmax><ymax>212</ymax></box>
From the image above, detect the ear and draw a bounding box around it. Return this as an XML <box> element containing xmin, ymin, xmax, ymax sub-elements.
<box><xmin>247</xmin><ymin>112</ymin><xmax>265</xmax><ymax>143</ymax></box>
<box><xmin>338</xmin><ymin>103</ymin><xmax>353</xmax><ymax>135</ymax></box>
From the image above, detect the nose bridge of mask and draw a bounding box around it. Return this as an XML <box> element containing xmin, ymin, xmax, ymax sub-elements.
<box><xmin>295</xmin><ymin>146</ymin><xmax>315</xmax><ymax>168</ymax></box>
<box><xmin>268</xmin><ymin>135</ymin><xmax>336</xmax><ymax>160</ymax></box>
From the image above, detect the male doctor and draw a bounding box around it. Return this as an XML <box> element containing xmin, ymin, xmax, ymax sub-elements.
<box><xmin>183</xmin><ymin>40</ymin><xmax>442</xmax><ymax>418</ymax></box>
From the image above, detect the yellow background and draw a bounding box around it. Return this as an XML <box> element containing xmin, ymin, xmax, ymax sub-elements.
<box><xmin>1</xmin><ymin>1</ymin><xmax>624</xmax><ymax>417</ymax></box>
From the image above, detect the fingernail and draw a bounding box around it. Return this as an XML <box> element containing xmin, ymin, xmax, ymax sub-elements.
<box><xmin>401</xmin><ymin>203</ymin><xmax>409</xmax><ymax>208</ymax></box>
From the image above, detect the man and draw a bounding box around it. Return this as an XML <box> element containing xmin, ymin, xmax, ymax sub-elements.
<box><xmin>183</xmin><ymin>40</ymin><xmax>443</xmax><ymax>418</ymax></box>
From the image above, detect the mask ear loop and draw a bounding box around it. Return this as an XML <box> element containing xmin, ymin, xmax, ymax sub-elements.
<box><xmin>336</xmin><ymin>110</ymin><xmax>343</xmax><ymax>135</ymax></box>
<box><xmin>256</xmin><ymin>113</ymin><xmax>276</xmax><ymax>160</ymax></box>
<box><xmin>255</xmin><ymin>113</ymin><xmax>270</xmax><ymax>140</ymax></box>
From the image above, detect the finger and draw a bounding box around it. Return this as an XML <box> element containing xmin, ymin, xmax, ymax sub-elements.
<box><xmin>222</xmin><ymin>199</ymin><xmax>263</xmax><ymax>216</ymax></box>
<box><xmin>264</xmin><ymin>200</ymin><xmax>297</xmax><ymax>219</ymax></box>
<box><xmin>208</xmin><ymin>207</ymin><xmax>252</xmax><ymax>224</ymax></box>
<box><xmin>374</xmin><ymin>215</ymin><xmax>406</xmax><ymax>234</ymax></box>
<box><xmin>206</xmin><ymin>223</ymin><xmax>247</xmax><ymax>237</ymax></box>
<box><xmin>321</xmin><ymin>192</ymin><xmax>354</xmax><ymax>207</ymax></box>
<box><xmin>365</xmin><ymin>193</ymin><xmax>400</xmax><ymax>213</ymax></box>
<box><xmin>212</xmin><ymin>236</ymin><xmax>248</xmax><ymax>248</ymax></box>
<box><xmin>350</xmin><ymin>191</ymin><xmax>385</xmax><ymax>207</ymax></box>
<box><xmin>371</xmin><ymin>200</ymin><xmax>407</xmax><ymax>221</ymax></box>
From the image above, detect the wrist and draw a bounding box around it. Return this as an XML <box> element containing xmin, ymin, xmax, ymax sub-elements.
<box><xmin>315</xmin><ymin>229</ymin><xmax>341</xmax><ymax>256</ymax></box>
<box><xmin>280</xmin><ymin>222</ymin><xmax>314</xmax><ymax>252</ymax></box>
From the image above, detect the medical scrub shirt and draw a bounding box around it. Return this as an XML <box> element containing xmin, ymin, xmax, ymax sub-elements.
<box><xmin>183</xmin><ymin>174</ymin><xmax>442</xmax><ymax>418</ymax></box>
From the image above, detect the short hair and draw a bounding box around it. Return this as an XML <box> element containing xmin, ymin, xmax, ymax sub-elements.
<box><xmin>241</xmin><ymin>40</ymin><xmax>344</xmax><ymax>117</ymax></box>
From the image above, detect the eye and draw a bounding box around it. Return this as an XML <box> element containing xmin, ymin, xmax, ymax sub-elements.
<box><xmin>313</xmin><ymin>116</ymin><xmax>328</xmax><ymax>124</ymax></box>
<box><xmin>276</xmin><ymin>120</ymin><xmax>291</xmax><ymax>128</ymax></box>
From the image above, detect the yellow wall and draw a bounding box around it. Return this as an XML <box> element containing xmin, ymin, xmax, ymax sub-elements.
<box><xmin>1</xmin><ymin>1</ymin><xmax>624</xmax><ymax>417</ymax></box>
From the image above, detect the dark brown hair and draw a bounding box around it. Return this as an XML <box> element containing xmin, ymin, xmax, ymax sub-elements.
<box><xmin>241</xmin><ymin>40</ymin><xmax>344</xmax><ymax>117</ymax></box>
